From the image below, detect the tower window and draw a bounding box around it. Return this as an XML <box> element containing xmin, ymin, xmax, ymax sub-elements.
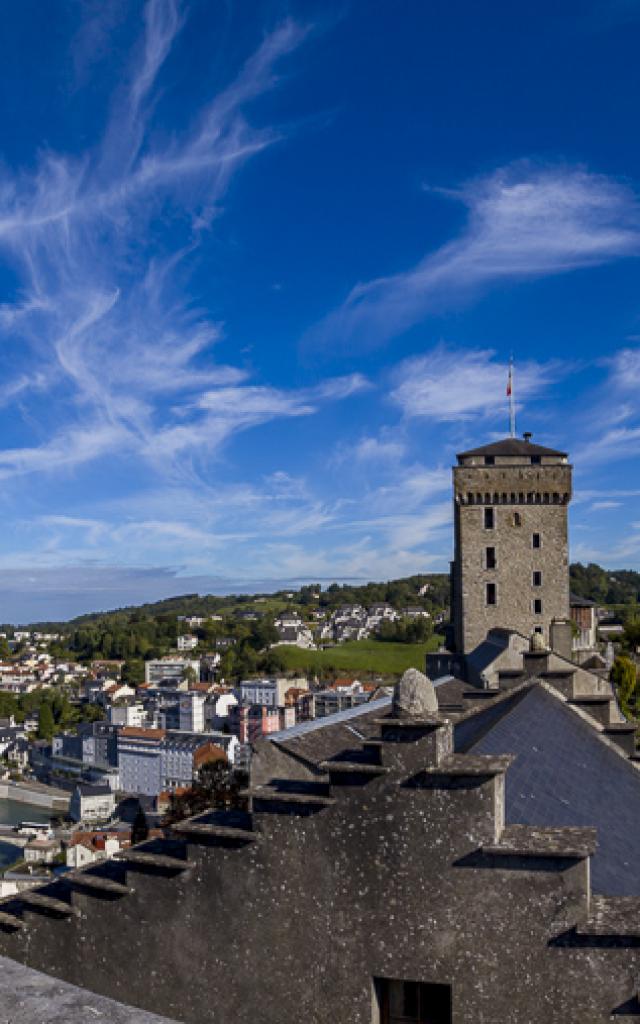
<box><xmin>531</xmin><ymin>455</ymin><xmax>541</xmax><ymax>465</ymax></box>
<box><xmin>532</xmin><ymin>571</ymin><xmax>542</xmax><ymax>587</ymax></box>
<box><xmin>485</xmin><ymin>546</ymin><xmax>496</xmax><ymax>570</ymax></box>
<box><xmin>486</xmin><ymin>583</ymin><xmax>497</xmax><ymax>606</ymax></box>
<box><xmin>512</xmin><ymin>511</ymin><xmax>522</xmax><ymax>527</ymax></box>
<box><xmin>532</xmin><ymin>532</ymin><xmax>541</xmax><ymax>549</ymax></box>
<box><xmin>533</xmin><ymin>598</ymin><xmax>542</xmax><ymax>615</ymax></box>
<box><xmin>484</xmin><ymin>455</ymin><xmax>495</xmax><ymax>465</ymax></box>
<box><xmin>484</xmin><ymin>508</ymin><xmax>494</xmax><ymax>529</ymax></box>
<box><xmin>376</xmin><ymin>979</ymin><xmax>452</xmax><ymax>1024</ymax></box>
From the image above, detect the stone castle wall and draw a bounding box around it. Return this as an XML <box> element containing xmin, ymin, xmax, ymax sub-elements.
<box><xmin>0</xmin><ymin>718</ymin><xmax>636</xmax><ymax>1023</ymax></box>
<box><xmin>453</xmin><ymin>463</ymin><xmax>571</xmax><ymax>653</ymax></box>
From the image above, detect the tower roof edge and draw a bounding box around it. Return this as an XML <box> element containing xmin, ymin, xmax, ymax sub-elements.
<box><xmin>457</xmin><ymin>437</ymin><xmax>568</xmax><ymax>460</ymax></box>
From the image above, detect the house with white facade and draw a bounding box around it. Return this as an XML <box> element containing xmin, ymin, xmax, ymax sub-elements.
<box><xmin>69</xmin><ymin>783</ymin><xmax>117</xmax><ymax>824</ymax></box>
<box><xmin>177</xmin><ymin>634</ymin><xmax>199</xmax><ymax>651</ymax></box>
<box><xmin>24</xmin><ymin>838</ymin><xmax>61</xmax><ymax>865</ymax></box>
<box><xmin>273</xmin><ymin>611</ymin><xmax>315</xmax><ymax>649</ymax></box>
<box><xmin>108</xmin><ymin>703</ymin><xmax>146</xmax><ymax>728</ymax></box>
<box><xmin>145</xmin><ymin>658</ymin><xmax>200</xmax><ymax>688</ymax></box>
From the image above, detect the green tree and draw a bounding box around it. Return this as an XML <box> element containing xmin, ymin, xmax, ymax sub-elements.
<box><xmin>611</xmin><ymin>656</ymin><xmax>639</xmax><ymax>718</ymax></box>
<box><xmin>37</xmin><ymin>702</ymin><xmax>55</xmax><ymax>742</ymax></box>
<box><xmin>0</xmin><ymin>637</ymin><xmax>11</xmax><ymax>659</ymax></box>
<box><xmin>622</xmin><ymin>616</ymin><xmax>640</xmax><ymax>652</ymax></box>
<box><xmin>122</xmin><ymin>659</ymin><xmax>145</xmax><ymax>687</ymax></box>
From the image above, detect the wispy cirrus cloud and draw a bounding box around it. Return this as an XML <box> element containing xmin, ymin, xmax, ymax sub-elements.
<box><xmin>389</xmin><ymin>345</ymin><xmax>563</xmax><ymax>422</ymax></box>
<box><xmin>304</xmin><ymin>164</ymin><xmax>640</xmax><ymax>353</ymax></box>
<box><xmin>0</xmin><ymin>3</ymin><xmax>329</xmax><ymax>487</ymax></box>
<box><xmin>572</xmin><ymin>344</ymin><xmax>640</xmax><ymax>467</ymax></box>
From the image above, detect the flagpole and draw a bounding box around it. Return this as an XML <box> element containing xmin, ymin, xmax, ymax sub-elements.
<box><xmin>508</xmin><ymin>356</ymin><xmax>515</xmax><ymax>438</ymax></box>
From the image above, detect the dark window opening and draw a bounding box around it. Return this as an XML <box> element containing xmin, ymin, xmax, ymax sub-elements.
<box><xmin>512</xmin><ymin>511</ymin><xmax>522</xmax><ymax>527</ymax></box>
<box><xmin>376</xmin><ymin>979</ymin><xmax>452</xmax><ymax>1024</ymax></box>
<box><xmin>484</xmin><ymin>508</ymin><xmax>494</xmax><ymax>529</ymax></box>
<box><xmin>534</xmin><ymin>626</ymin><xmax>543</xmax><ymax>635</ymax></box>
<box><xmin>532</xmin><ymin>532</ymin><xmax>541</xmax><ymax>549</ymax></box>
<box><xmin>531</xmin><ymin>455</ymin><xmax>541</xmax><ymax>465</ymax></box>
<box><xmin>533</xmin><ymin>598</ymin><xmax>542</xmax><ymax>615</ymax></box>
<box><xmin>484</xmin><ymin>455</ymin><xmax>495</xmax><ymax>465</ymax></box>
<box><xmin>532</xmin><ymin>571</ymin><xmax>542</xmax><ymax>587</ymax></box>
<box><xmin>486</xmin><ymin>546</ymin><xmax>496</xmax><ymax>570</ymax></box>
<box><xmin>486</xmin><ymin>583</ymin><xmax>497</xmax><ymax>606</ymax></box>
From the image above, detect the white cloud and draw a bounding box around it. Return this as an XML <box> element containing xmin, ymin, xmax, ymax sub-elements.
<box><xmin>574</xmin><ymin>424</ymin><xmax>640</xmax><ymax>467</ymax></box>
<box><xmin>389</xmin><ymin>345</ymin><xmax>562</xmax><ymax>422</ymax></box>
<box><xmin>304</xmin><ymin>164</ymin><xmax>640</xmax><ymax>352</ymax></box>
<box><xmin>0</xmin><ymin>8</ymin><xmax>361</xmax><ymax>484</ymax></box>
<box><xmin>354</xmin><ymin>436</ymin><xmax>406</xmax><ymax>461</ymax></box>
<box><xmin>606</xmin><ymin>345</ymin><xmax>640</xmax><ymax>391</ymax></box>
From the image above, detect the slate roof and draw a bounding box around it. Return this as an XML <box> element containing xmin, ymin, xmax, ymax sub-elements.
<box><xmin>463</xmin><ymin>684</ymin><xmax>640</xmax><ymax>896</ymax></box>
<box><xmin>569</xmin><ymin>592</ymin><xmax>597</xmax><ymax>608</ymax></box>
<box><xmin>265</xmin><ymin>697</ymin><xmax>391</xmax><ymax>769</ymax></box>
<box><xmin>74</xmin><ymin>783</ymin><xmax>113</xmax><ymax>797</ymax></box>
<box><xmin>457</xmin><ymin>437</ymin><xmax>567</xmax><ymax>459</ymax></box>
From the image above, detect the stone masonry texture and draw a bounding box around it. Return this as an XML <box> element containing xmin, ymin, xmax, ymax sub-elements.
<box><xmin>0</xmin><ymin>717</ymin><xmax>636</xmax><ymax>1023</ymax></box>
<box><xmin>453</xmin><ymin>462</ymin><xmax>572</xmax><ymax>652</ymax></box>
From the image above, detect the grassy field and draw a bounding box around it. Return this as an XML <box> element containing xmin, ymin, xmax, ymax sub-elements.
<box><xmin>275</xmin><ymin>636</ymin><xmax>444</xmax><ymax>678</ymax></box>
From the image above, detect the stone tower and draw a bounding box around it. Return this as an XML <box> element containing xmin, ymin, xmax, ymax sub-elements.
<box><xmin>452</xmin><ymin>433</ymin><xmax>572</xmax><ymax>654</ymax></box>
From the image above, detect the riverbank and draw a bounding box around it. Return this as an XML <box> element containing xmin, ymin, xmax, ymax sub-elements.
<box><xmin>0</xmin><ymin>781</ymin><xmax>69</xmax><ymax>812</ymax></box>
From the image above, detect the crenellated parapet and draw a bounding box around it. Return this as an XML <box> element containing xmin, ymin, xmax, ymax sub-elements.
<box><xmin>0</xmin><ymin>707</ymin><xmax>636</xmax><ymax>1022</ymax></box>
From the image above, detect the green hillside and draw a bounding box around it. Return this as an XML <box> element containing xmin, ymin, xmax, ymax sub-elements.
<box><xmin>274</xmin><ymin>636</ymin><xmax>444</xmax><ymax>677</ymax></box>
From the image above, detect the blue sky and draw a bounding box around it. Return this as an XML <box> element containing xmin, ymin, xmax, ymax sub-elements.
<box><xmin>0</xmin><ymin>0</ymin><xmax>639</xmax><ymax>622</ymax></box>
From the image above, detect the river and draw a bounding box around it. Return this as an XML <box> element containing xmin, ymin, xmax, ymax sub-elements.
<box><xmin>0</xmin><ymin>799</ymin><xmax>54</xmax><ymax>870</ymax></box>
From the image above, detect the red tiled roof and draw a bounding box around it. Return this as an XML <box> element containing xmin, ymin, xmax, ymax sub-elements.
<box><xmin>120</xmin><ymin>727</ymin><xmax>166</xmax><ymax>739</ymax></box>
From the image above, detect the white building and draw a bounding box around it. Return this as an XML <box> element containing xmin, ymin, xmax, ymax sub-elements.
<box><xmin>179</xmin><ymin>691</ymin><xmax>206</xmax><ymax>732</ymax></box>
<box><xmin>236</xmin><ymin>677</ymin><xmax>308</xmax><ymax>709</ymax></box>
<box><xmin>108</xmin><ymin>703</ymin><xmax>146</xmax><ymax>728</ymax></box>
<box><xmin>177</xmin><ymin>634</ymin><xmax>199</xmax><ymax>651</ymax></box>
<box><xmin>24</xmin><ymin>838</ymin><xmax>60</xmax><ymax>864</ymax></box>
<box><xmin>69</xmin><ymin>784</ymin><xmax>117</xmax><ymax>824</ymax></box>
<box><xmin>66</xmin><ymin>832</ymin><xmax>124</xmax><ymax>869</ymax></box>
<box><xmin>117</xmin><ymin>728</ymin><xmax>165</xmax><ymax>797</ymax></box>
<box><xmin>118</xmin><ymin>727</ymin><xmax>239</xmax><ymax>797</ymax></box>
<box><xmin>237</xmin><ymin>679</ymin><xmax>278</xmax><ymax>708</ymax></box>
<box><xmin>145</xmin><ymin>658</ymin><xmax>200</xmax><ymax>687</ymax></box>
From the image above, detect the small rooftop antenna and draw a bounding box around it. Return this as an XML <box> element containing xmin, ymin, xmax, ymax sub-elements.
<box><xmin>507</xmin><ymin>354</ymin><xmax>516</xmax><ymax>438</ymax></box>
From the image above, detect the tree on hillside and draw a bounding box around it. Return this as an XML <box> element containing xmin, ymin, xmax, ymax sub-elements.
<box><xmin>611</xmin><ymin>656</ymin><xmax>639</xmax><ymax>719</ymax></box>
<box><xmin>37</xmin><ymin>702</ymin><xmax>55</xmax><ymax>742</ymax></box>
<box><xmin>622</xmin><ymin>615</ymin><xmax>640</xmax><ymax>651</ymax></box>
<box><xmin>122</xmin><ymin>659</ymin><xmax>145</xmax><ymax>687</ymax></box>
<box><xmin>0</xmin><ymin>637</ymin><xmax>11</xmax><ymax>659</ymax></box>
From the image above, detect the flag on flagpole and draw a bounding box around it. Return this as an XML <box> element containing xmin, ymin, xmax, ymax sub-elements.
<box><xmin>506</xmin><ymin>363</ymin><xmax>512</xmax><ymax>397</ymax></box>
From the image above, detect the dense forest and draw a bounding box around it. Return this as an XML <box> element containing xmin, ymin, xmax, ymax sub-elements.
<box><xmin>569</xmin><ymin>564</ymin><xmax>640</xmax><ymax>606</ymax></box>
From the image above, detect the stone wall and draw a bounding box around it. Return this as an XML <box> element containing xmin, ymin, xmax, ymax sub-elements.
<box><xmin>0</xmin><ymin>716</ymin><xmax>637</xmax><ymax>1023</ymax></box>
<box><xmin>453</xmin><ymin>463</ymin><xmax>572</xmax><ymax>652</ymax></box>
